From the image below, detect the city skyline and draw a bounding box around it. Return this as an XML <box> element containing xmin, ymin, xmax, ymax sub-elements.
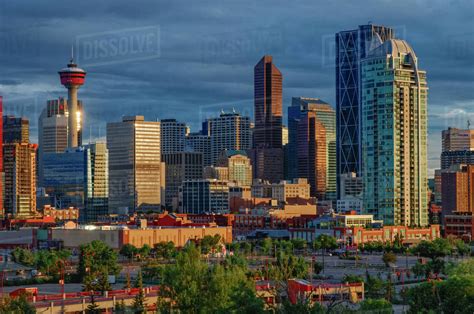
<box><xmin>1</xmin><ymin>1</ymin><xmax>473</xmax><ymax>177</ymax></box>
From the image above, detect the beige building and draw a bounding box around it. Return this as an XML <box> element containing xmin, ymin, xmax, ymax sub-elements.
<box><xmin>252</xmin><ymin>178</ymin><xmax>311</xmax><ymax>202</ymax></box>
<box><xmin>217</xmin><ymin>150</ymin><xmax>253</xmax><ymax>186</ymax></box>
<box><xmin>4</xmin><ymin>143</ymin><xmax>37</xmax><ymax>217</ymax></box>
<box><xmin>107</xmin><ymin>116</ymin><xmax>161</xmax><ymax>214</ymax></box>
<box><xmin>49</xmin><ymin>225</ymin><xmax>232</xmax><ymax>249</ymax></box>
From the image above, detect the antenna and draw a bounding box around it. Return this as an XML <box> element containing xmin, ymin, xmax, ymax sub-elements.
<box><xmin>468</xmin><ymin>120</ymin><xmax>471</xmax><ymax>130</ymax></box>
<box><xmin>71</xmin><ymin>45</ymin><xmax>74</xmax><ymax>63</ymax></box>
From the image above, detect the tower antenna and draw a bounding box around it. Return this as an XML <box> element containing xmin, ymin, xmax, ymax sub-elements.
<box><xmin>468</xmin><ymin>120</ymin><xmax>471</xmax><ymax>130</ymax></box>
<box><xmin>71</xmin><ymin>45</ymin><xmax>74</xmax><ymax>63</ymax></box>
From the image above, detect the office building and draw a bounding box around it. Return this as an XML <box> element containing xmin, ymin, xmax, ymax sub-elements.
<box><xmin>185</xmin><ymin>132</ymin><xmax>212</xmax><ymax>166</ymax></box>
<box><xmin>288</xmin><ymin>97</ymin><xmax>336</xmax><ymax>200</ymax></box>
<box><xmin>180</xmin><ymin>179</ymin><xmax>229</xmax><ymax>214</ymax></box>
<box><xmin>203</xmin><ymin>166</ymin><xmax>229</xmax><ymax>181</ymax></box>
<box><xmin>441</xmin><ymin>150</ymin><xmax>474</xmax><ymax>169</ymax></box>
<box><xmin>441</xmin><ymin>164</ymin><xmax>474</xmax><ymax>214</ymax></box>
<box><xmin>442</xmin><ymin>127</ymin><xmax>474</xmax><ymax>152</ymax></box>
<box><xmin>42</xmin><ymin>143</ymin><xmax>109</xmax><ymax>222</ymax></box>
<box><xmin>336</xmin><ymin>24</ymin><xmax>393</xmax><ymax>197</ymax></box>
<box><xmin>160</xmin><ymin>119</ymin><xmax>189</xmax><ymax>154</ymax></box>
<box><xmin>297</xmin><ymin>111</ymin><xmax>326</xmax><ymax>199</ymax></box>
<box><xmin>3</xmin><ymin>143</ymin><xmax>37</xmax><ymax>217</ymax></box>
<box><xmin>0</xmin><ymin>97</ymin><xmax>3</xmax><ymax>216</ymax></box>
<box><xmin>251</xmin><ymin>178</ymin><xmax>311</xmax><ymax>203</ymax></box>
<box><xmin>252</xmin><ymin>55</ymin><xmax>284</xmax><ymax>182</ymax></box>
<box><xmin>337</xmin><ymin>172</ymin><xmax>363</xmax><ymax>213</ymax></box>
<box><xmin>3</xmin><ymin>115</ymin><xmax>29</xmax><ymax>144</ymax></box>
<box><xmin>361</xmin><ymin>39</ymin><xmax>429</xmax><ymax>226</ymax></box>
<box><xmin>216</xmin><ymin>150</ymin><xmax>253</xmax><ymax>187</ymax></box>
<box><xmin>38</xmin><ymin>98</ymin><xmax>84</xmax><ymax>185</ymax></box>
<box><xmin>162</xmin><ymin>152</ymin><xmax>203</xmax><ymax>210</ymax></box>
<box><xmin>208</xmin><ymin>111</ymin><xmax>251</xmax><ymax>165</ymax></box>
<box><xmin>107</xmin><ymin>116</ymin><xmax>161</xmax><ymax>214</ymax></box>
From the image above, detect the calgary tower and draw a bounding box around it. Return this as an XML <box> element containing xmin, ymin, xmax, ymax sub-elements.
<box><xmin>58</xmin><ymin>51</ymin><xmax>86</xmax><ymax>148</ymax></box>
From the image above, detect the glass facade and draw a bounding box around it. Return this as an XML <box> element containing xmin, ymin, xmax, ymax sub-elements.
<box><xmin>361</xmin><ymin>39</ymin><xmax>428</xmax><ymax>227</ymax></box>
<box><xmin>180</xmin><ymin>179</ymin><xmax>229</xmax><ymax>214</ymax></box>
<box><xmin>336</xmin><ymin>24</ymin><xmax>393</xmax><ymax>198</ymax></box>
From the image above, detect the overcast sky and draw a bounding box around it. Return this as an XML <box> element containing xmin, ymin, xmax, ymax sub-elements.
<box><xmin>0</xmin><ymin>0</ymin><xmax>473</xmax><ymax>176</ymax></box>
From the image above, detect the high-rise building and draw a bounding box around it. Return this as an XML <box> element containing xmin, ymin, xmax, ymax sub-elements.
<box><xmin>160</xmin><ymin>119</ymin><xmax>189</xmax><ymax>154</ymax></box>
<box><xmin>252</xmin><ymin>55</ymin><xmax>284</xmax><ymax>182</ymax></box>
<box><xmin>58</xmin><ymin>56</ymin><xmax>86</xmax><ymax>148</ymax></box>
<box><xmin>107</xmin><ymin>116</ymin><xmax>161</xmax><ymax>213</ymax></box>
<box><xmin>3</xmin><ymin>115</ymin><xmax>29</xmax><ymax>144</ymax></box>
<box><xmin>185</xmin><ymin>132</ymin><xmax>212</xmax><ymax>166</ymax></box>
<box><xmin>162</xmin><ymin>152</ymin><xmax>203</xmax><ymax>210</ymax></box>
<box><xmin>3</xmin><ymin>143</ymin><xmax>37</xmax><ymax>217</ymax></box>
<box><xmin>336</xmin><ymin>24</ymin><xmax>393</xmax><ymax>197</ymax></box>
<box><xmin>442</xmin><ymin>127</ymin><xmax>474</xmax><ymax>152</ymax></box>
<box><xmin>208</xmin><ymin>111</ymin><xmax>251</xmax><ymax>165</ymax></box>
<box><xmin>180</xmin><ymin>179</ymin><xmax>229</xmax><ymax>214</ymax></box>
<box><xmin>441</xmin><ymin>150</ymin><xmax>474</xmax><ymax>169</ymax></box>
<box><xmin>288</xmin><ymin>97</ymin><xmax>336</xmax><ymax>200</ymax></box>
<box><xmin>0</xmin><ymin>97</ymin><xmax>3</xmax><ymax>216</ymax></box>
<box><xmin>337</xmin><ymin>172</ymin><xmax>363</xmax><ymax>214</ymax></box>
<box><xmin>216</xmin><ymin>150</ymin><xmax>253</xmax><ymax>187</ymax></box>
<box><xmin>38</xmin><ymin>98</ymin><xmax>84</xmax><ymax>185</ymax></box>
<box><xmin>297</xmin><ymin>111</ymin><xmax>327</xmax><ymax>199</ymax></box>
<box><xmin>361</xmin><ymin>39</ymin><xmax>428</xmax><ymax>226</ymax></box>
<box><xmin>251</xmin><ymin>178</ymin><xmax>311</xmax><ymax>202</ymax></box>
<box><xmin>441</xmin><ymin>164</ymin><xmax>474</xmax><ymax>214</ymax></box>
<box><xmin>42</xmin><ymin>143</ymin><xmax>108</xmax><ymax>222</ymax></box>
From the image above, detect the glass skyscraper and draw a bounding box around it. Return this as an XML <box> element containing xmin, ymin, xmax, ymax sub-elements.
<box><xmin>336</xmin><ymin>24</ymin><xmax>393</xmax><ymax>197</ymax></box>
<box><xmin>361</xmin><ymin>39</ymin><xmax>428</xmax><ymax>227</ymax></box>
<box><xmin>288</xmin><ymin>97</ymin><xmax>336</xmax><ymax>201</ymax></box>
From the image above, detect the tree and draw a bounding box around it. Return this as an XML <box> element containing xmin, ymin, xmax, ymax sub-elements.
<box><xmin>382</xmin><ymin>252</ymin><xmax>397</xmax><ymax>267</ymax></box>
<box><xmin>139</xmin><ymin>244</ymin><xmax>152</xmax><ymax>260</ymax></box>
<box><xmin>11</xmin><ymin>248</ymin><xmax>35</xmax><ymax>267</ymax></box>
<box><xmin>0</xmin><ymin>294</ymin><xmax>36</xmax><ymax>313</ymax></box>
<box><xmin>159</xmin><ymin>244</ymin><xmax>265</xmax><ymax>313</ymax></box>
<box><xmin>342</xmin><ymin>274</ymin><xmax>364</xmax><ymax>283</ymax></box>
<box><xmin>359</xmin><ymin>298</ymin><xmax>392</xmax><ymax>313</ymax></box>
<box><xmin>411</xmin><ymin>238</ymin><xmax>452</xmax><ymax>261</ymax></box>
<box><xmin>312</xmin><ymin>234</ymin><xmax>337</xmax><ymax>272</ymax></box>
<box><xmin>241</xmin><ymin>242</ymin><xmax>252</xmax><ymax>256</ymax></box>
<box><xmin>291</xmin><ymin>238</ymin><xmax>307</xmax><ymax>251</ymax></box>
<box><xmin>154</xmin><ymin>241</ymin><xmax>176</xmax><ymax>259</ymax></box>
<box><xmin>119</xmin><ymin>243</ymin><xmax>138</xmax><ymax>260</ymax></box>
<box><xmin>132</xmin><ymin>271</ymin><xmax>146</xmax><ymax>313</ymax></box>
<box><xmin>200</xmin><ymin>234</ymin><xmax>222</xmax><ymax>255</ymax></box>
<box><xmin>260</xmin><ymin>237</ymin><xmax>273</xmax><ymax>256</ymax></box>
<box><xmin>86</xmin><ymin>294</ymin><xmax>100</xmax><ymax>313</ymax></box>
<box><xmin>278</xmin><ymin>299</ymin><xmax>324</xmax><ymax>313</ymax></box>
<box><xmin>270</xmin><ymin>251</ymin><xmax>309</xmax><ymax>281</ymax></box>
<box><xmin>78</xmin><ymin>240</ymin><xmax>121</xmax><ymax>282</ymax></box>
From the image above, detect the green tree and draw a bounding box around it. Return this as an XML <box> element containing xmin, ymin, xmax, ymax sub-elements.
<box><xmin>78</xmin><ymin>240</ymin><xmax>121</xmax><ymax>282</ymax></box>
<box><xmin>411</xmin><ymin>238</ymin><xmax>452</xmax><ymax>261</ymax></box>
<box><xmin>119</xmin><ymin>243</ymin><xmax>138</xmax><ymax>260</ymax></box>
<box><xmin>278</xmin><ymin>299</ymin><xmax>324</xmax><ymax>313</ymax></box>
<box><xmin>86</xmin><ymin>295</ymin><xmax>100</xmax><ymax>313</ymax></box>
<box><xmin>291</xmin><ymin>238</ymin><xmax>307</xmax><ymax>251</ymax></box>
<box><xmin>0</xmin><ymin>294</ymin><xmax>36</xmax><ymax>313</ymax></box>
<box><xmin>241</xmin><ymin>242</ymin><xmax>252</xmax><ymax>256</ymax></box>
<box><xmin>359</xmin><ymin>298</ymin><xmax>392</xmax><ymax>313</ymax></box>
<box><xmin>11</xmin><ymin>248</ymin><xmax>35</xmax><ymax>267</ymax></box>
<box><xmin>200</xmin><ymin>234</ymin><xmax>222</xmax><ymax>255</ymax></box>
<box><xmin>154</xmin><ymin>241</ymin><xmax>176</xmax><ymax>259</ymax></box>
<box><xmin>132</xmin><ymin>271</ymin><xmax>146</xmax><ymax>313</ymax></box>
<box><xmin>382</xmin><ymin>252</ymin><xmax>397</xmax><ymax>267</ymax></box>
<box><xmin>260</xmin><ymin>237</ymin><xmax>273</xmax><ymax>256</ymax></box>
<box><xmin>139</xmin><ymin>244</ymin><xmax>151</xmax><ymax>260</ymax></box>
<box><xmin>342</xmin><ymin>274</ymin><xmax>364</xmax><ymax>283</ymax></box>
<box><xmin>270</xmin><ymin>251</ymin><xmax>309</xmax><ymax>281</ymax></box>
<box><xmin>312</xmin><ymin>234</ymin><xmax>337</xmax><ymax>272</ymax></box>
<box><xmin>159</xmin><ymin>244</ymin><xmax>265</xmax><ymax>313</ymax></box>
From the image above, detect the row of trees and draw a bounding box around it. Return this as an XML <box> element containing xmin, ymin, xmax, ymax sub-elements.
<box><xmin>11</xmin><ymin>247</ymin><xmax>71</xmax><ymax>277</ymax></box>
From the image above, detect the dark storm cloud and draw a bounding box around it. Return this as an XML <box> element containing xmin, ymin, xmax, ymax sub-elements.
<box><xmin>0</xmin><ymin>0</ymin><xmax>473</xmax><ymax>175</ymax></box>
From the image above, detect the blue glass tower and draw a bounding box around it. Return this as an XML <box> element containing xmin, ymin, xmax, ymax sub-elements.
<box><xmin>335</xmin><ymin>24</ymin><xmax>393</xmax><ymax>198</ymax></box>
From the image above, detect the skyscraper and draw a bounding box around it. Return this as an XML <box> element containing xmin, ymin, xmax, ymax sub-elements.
<box><xmin>160</xmin><ymin>119</ymin><xmax>189</xmax><ymax>154</ymax></box>
<box><xmin>180</xmin><ymin>179</ymin><xmax>229</xmax><ymax>214</ymax></box>
<box><xmin>441</xmin><ymin>164</ymin><xmax>474</xmax><ymax>214</ymax></box>
<box><xmin>162</xmin><ymin>151</ymin><xmax>203</xmax><ymax>210</ymax></box>
<box><xmin>38</xmin><ymin>98</ymin><xmax>84</xmax><ymax>185</ymax></box>
<box><xmin>442</xmin><ymin>127</ymin><xmax>474</xmax><ymax>152</ymax></box>
<box><xmin>288</xmin><ymin>97</ymin><xmax>336</xmax><ymax>201</ymax></box>
<box><xmin>107</xmin><ymin>116</ymin><xmax>161</xmax><ymax>213</ymax></box>
<box><xmin>3</xmin><ymin>115</ymin><xmax>29</xmax><ymax>144</ymax></box>
<box><xmin>4</xmin><ymin>144</ymin><xmax>37</xmax><ymax>217</ymax></box>
<box><xmin>252</xmin><ymin>55</ymin><xmax>284</xmax><ymax>182</ymax></box>
<box><xmin>336</xmin><ymin>24</ymin><xmax>393</xmax><ymax>197</ymax></box>
<box><xmin>208</xmin><ymin>111</ymin><xmax>251</xmax><ymax>165</ymax></box>
<box><xmin>0</xmin><ymin>97</ymin><xmax>3</xmax><ymax>216</ymax></box>
<box><xmin>297</xmin><ymin>111</ymin><xmax>327</xmax><ymax>199</ymax></box>
<box><xmin>3</xmin><ymin>114</ymin><xmax>36</xmax><ymax>217</ymax></box>
<box><xmin>185</xmin><ymin>132</ymin><xmax>212</xmax><ymax>166</ymax></box>
<box><xmin>361</xmin><ymin>39</ymin><xmax>428</xmax><ymax>226</ymax></box>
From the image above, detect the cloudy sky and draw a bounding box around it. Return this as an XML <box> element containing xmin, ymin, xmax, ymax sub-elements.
<box><xmin>0</xmin><ymin>0</ymin><xmax>473</xmax><ymax>175</ymax></box>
